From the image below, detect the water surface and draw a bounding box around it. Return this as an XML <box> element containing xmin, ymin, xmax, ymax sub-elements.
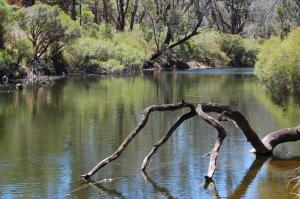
<box><xmin>0</xmin><ymin>68</ymin><xmax>299</xmax><ymax>198</ymax></box>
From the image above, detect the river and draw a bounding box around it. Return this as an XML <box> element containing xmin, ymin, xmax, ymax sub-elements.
<box><xmin>0</xmin><ymin>68</ymin><xmax>299</xmax><ymax>198</ymax></box>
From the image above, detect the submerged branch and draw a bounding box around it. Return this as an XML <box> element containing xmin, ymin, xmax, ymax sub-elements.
<box><xmin>141</xmin><ymin>109</ymin><xmax>196</xmax><ymax>171</ymax></box>
<box><xmin>195</xmin><ymin>105</ymin><xmax>226</xmax><ymax>180</ymax></box>
<box><xmin>81</xmin><ymin>101</ymin><xmax>300</xmax><ymax>181</ymax></box>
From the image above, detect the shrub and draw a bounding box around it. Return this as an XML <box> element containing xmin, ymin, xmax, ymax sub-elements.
<box><xmin>173</xmin><ymin>31</ymin><xmax>260</xmax><ymax>67</ymax></box>
<box><xmin>220</xmin><ymin>34</ymin><xmax>260</xmax><ymax>67</ymax></box>
<box><xmin>173</xmin><ymin>31</ymin><xmax>229</xmax><ymax>67</ymax></box>
<box><xmin>18</xmin><ymin>4</ymin><xmax>80</xmax><ymax>73</ymax></box>
<box><xmin>65</xmin><ymin>31</ymin><xmax>151</xmax><ymax>73</ymax></box>
<box><xmin>0</xmin><ymin>0</ymin><xmax>11</xmax><ymax>48</ymax></box>
<box><xmin>10</xmin><ymin>39</ymin><xmax>32</xmax><ymax>65</ymax></box>
<box><xmin>255</xmin><ymin>27</ymin><xmax>300</xmax><ymax>103</ymax></box>
<box><xmin>0</xmin><ymin>49</ymin><xmax>13</xmax><ymax>70</ymax></box>
<box><xmin>65</xmin><ymin>37</ymin><xmax>114</xmax><ymax>72</ymax></box>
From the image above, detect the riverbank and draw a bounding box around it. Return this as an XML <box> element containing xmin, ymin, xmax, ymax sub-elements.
<box><xmin>0</xmin><ymin>59</ymin><xmax>214</xmax><ymax>92</ymax></box>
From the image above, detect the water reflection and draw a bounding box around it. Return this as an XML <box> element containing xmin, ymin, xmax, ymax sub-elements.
<box><xmin>83</xmin><ymin>179</ymin><xmax>126</xmax><ymax>199</ymax></box>
<box><xmin>0</xmin><ymin>69</ymin><xmax>299</xmax><ymax>198</ymax></box>
<box><xmin>204</xmin><ymin>156</ymin><xmax>300</xmax><ymax>199</ymax></box>
<box><xmin>142</xmin><ymin>171</ymin><xmax>175</xmax><ymax>199</ymax></box>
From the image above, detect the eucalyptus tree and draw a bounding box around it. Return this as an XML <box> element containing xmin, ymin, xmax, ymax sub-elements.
<box><xmin>142</xmin><ymin>0</ymin><xmax>213</xmax><ymax>64</ymax></box>
<box><xmin>39</xmin><ymin>0</ymin><xmax>77</xmax><ymax>20</ymax></box>
<box><xmin>276</xmin><ymin>0</ymin><xmax>300</xmax><ymax>37</ymax></box>
<box><xmin>129</xmin><ymin>0</ymin><xmax>139</xmax><ymax>30</ymax></box>
<box><xmin>0</xmin><ymin>1</ymin><xmax>10</xmax><ymax>49</ymax></box>
<box><xmin>19</xmin><ymin>4</ymin><xmax>80</xmax><ymax>72</ymax></box>
<box><xmin>210</xmin><ymin>0</ymin><xmax>252</xmax><ymax>34</ymax></box>
<box><xmin>22</xmin><ymin>0</ymin><xmax>35</xmax><ymax>7</ymax></box>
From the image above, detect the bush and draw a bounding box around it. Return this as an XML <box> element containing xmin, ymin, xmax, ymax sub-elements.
<box><xmin>65</xmin><ymin>31</ymin><xmax>151</xmax><ymax>73</ymax></box>
<box><xmin>0</xmin><ymin>0</ymin><xmax>11</xmax><ymax>48</ymax></box>
<box><xmin>10</xmin><ymin>39</ymin><xmax>32</xmax><ymax>65</ymax></box>
<box><xmin>18</xmin><ymin>4</ymin><xmax>80</xmax><ymax>74</ymax></box>
<box><xmin>220</xmin><ymin>34</ymin><xmax>260</xmax><ymax>67</ymax></box>
<box><xmin>255</xmin><ymin>27</ymin><xmax>300</xmax><ymax>103</ymax></box>
<box><xmin>173</xmin><ymin>31</ymin><xmax>229</xmax><ymax>67</ymax></box>
<box><xmin>173</xmin><ymin>31</ymin><xmax>259</xmax><ymax>67</ymax></box>
<box><xmin>0</xmin><ymin>49</ymin><xmax>13</xmax><ymax>70</ymax></box>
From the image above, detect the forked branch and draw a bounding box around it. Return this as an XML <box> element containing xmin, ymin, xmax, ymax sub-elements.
<box><xmin>81</xmin><ymin>101</ymin><xmax>300</xmax><ymax>181</ymax></box>
<box><xmin>195</xmin><ymin>105</ymin><xmax>226</xmax><ymax>180</ymax></box>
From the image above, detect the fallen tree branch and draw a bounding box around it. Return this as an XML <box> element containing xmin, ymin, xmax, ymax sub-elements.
<box><xmin>141</xmin><ymin>109</ymin><xmax>196</xmax><ymax>171</ymax></box>
<box><xmin>80</xmin><ymin>101</ymin><xmax>193</xmax><ymax>179</ymax></box>
<box><xmin>195</xmin><ymin>105</ymin><xmax>226</xmax><ymax>180</ymax></box>
<box><xmin>81</xmin><ymin>101</ymin><xmax>300</xmax><ymax>180</ymax></box>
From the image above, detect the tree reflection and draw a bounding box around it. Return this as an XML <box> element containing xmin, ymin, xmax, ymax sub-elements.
<box><xmin>141</xmin><ymin>171</ymin><xmax>176</xmax><ymax>199</ymax></box>
<box><xmin>204</xmin><ymin>156</ymin><xmax>299</xmax><ymax>199</ymax></box>
<box><xmin>82</xmin><ymin>179</ymin><xmax>125</xmax><ymax>199</ymax></box>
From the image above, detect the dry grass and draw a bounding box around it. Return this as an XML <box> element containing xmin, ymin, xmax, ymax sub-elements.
<box><xmin>288</xmin><ymin>167</ymin><xmax>300</xmax><ymax>198</ymax></box>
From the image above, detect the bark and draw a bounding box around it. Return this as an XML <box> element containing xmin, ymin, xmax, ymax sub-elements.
<box><xmin>22</xmin><ymin>0</ymin><xmax>35</xmax><ymax>7</ymax></box>
<box><xmin>116</xmin><ymin>0</ymin><xmax>129</xmax><ymax>31</ymax></box>
<box><xmin>92</xmin><ymin>1</ymin><xmax>100</xmax><ymax>24</ymax></box>
<box><xmin>79</xmin><ymin>0</ymin><xmax>83</xmax><ymax>26</ymax></box>
<box><xmin>141</xmin><ymin>110</ymin><xmax>196</xmax><ymax>171</ymax></box>
<box><xmin>195</xmin><ymin>105</ymin><xmax>226</xmax><ymax>179</ymax></box>
<box><xmin>129</xmin><ymin>0</ymin><xmax>139</xmax><ymax>31</ymax></box>
<box><xmin>81</xmin><ymin>101</ymin><xmax>300</xmax><ymax>180</ymax></box>
<box><xmin>103</xmin><ymin>0</ymin><xmax>109</xmax><ymax>23</ymax></box>
<box><xmin>71</xmin><ymin>0</ymin><xmax>76</xmax><ymax>21</ymax></box>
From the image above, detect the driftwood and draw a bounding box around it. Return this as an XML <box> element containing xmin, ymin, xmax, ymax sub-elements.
<box><xmin>81</xmin><ymin>101</ymin><xmax>300</xmax><ymax>180</ymax></box>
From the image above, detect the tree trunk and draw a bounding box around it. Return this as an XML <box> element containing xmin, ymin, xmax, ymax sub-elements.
<box><xmin>79</xmin><ymin>0</ymin><xmax>83</xmax><ymax>26</ymax></box>
<box><xmin>103</xmin><ymin>0</ymin><xmax>109</xmax><ymax>23</ymax></box>
<box><xmin>22</xmin><ymin>0</ymin><xmax>35</xmax><ymax>7</ymax></box>
<box><xmin>81</xmin><ymin>101</ymin><xmax>300</xmax><ymax>180</ymax></box>
<box><xmin>116</xmin><ymin>0</ymin><xmax>129</xmax><ymax>31</ymax></box>
<box><xmin>71</xmin><ymin>0</ymin><xmax>76</xmax><ymax>21</ymax></box>
<box><xmin>92</xmin><ymin>1</ymin><xmax>100</xmax><ymax>24</ymax></box>
<box><xmin>129</xmin><ymin>0</ymin><xmax>139</xmax><ymax>31</ymax></box>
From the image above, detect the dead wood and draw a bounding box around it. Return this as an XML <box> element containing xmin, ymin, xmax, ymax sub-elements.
<box><xmin>81</xmin><ymin>101</ymin><xmax>300</xmax><ymax>181</ymax></box>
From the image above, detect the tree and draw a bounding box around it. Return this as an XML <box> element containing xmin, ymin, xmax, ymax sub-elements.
<box><xmin>22</xmin><ymin>0</ymin><xmax>35</xmax><ymax>7</ymax></box>
<box><xmin>129</xmin><ymin>0</ymin><xmax>139</xmax><ymax>30</ymax></box>
<box><xmin>276</xmin><ymin>0</ymin><xmax>300</xmax><ymax>38</ymax></box>
<box><xmin>142</xmin><ymin>0</ymin><xmax>213</xmax><ymax>67</ymax></box>
<box><xmin>210</xmin><ymin>0</ymin><xmax>252</xmax><ymax>34</ymax></box>
<box><xmin>80</xmin><ymin>101</ymin><xmax>300</xmax><ymax>180</ymax></box>
<box><xmin>0</xmin><ymin>0</ymin><xmax>11</xmax><ymax>49</ymax></box>
<box><xmin>19</xmin><ymin>4</ymin><xmax>80</xmax><ymax>72</ymax></box>
<box><xmin>39</xmin><ymin>0</ymin><xmax>77</xmax><ymax>20</ymax></box>
<box><xmin>115</xmin><ymin>0</ymin><xmax>130</xmax><ymax>31</ymax></box>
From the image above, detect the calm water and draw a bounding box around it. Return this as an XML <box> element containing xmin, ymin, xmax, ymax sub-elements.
<box><xmin>0</xmin><ymin>68</ymin><xmax>299</xmax><ymax>199</ymax></box>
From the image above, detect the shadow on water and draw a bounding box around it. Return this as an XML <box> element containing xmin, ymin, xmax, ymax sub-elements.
<box><xmin>141</xmin><ymin>171</ymin><xmax>175</xmax><ymax>199</ymax></box>
<box><xmin>204</xmin><ymin>156</ymin><xmax>300</xmax><ymax>199</ymax></box>
<box><xmin>82</xmin><ymin>179</ymin><xmax>126</xmax><ymax>199</ymax></box>
<box><xmin>79</xmin><ymin>156</ymin><xmax>300</xmax><ymax>198</ymax></box>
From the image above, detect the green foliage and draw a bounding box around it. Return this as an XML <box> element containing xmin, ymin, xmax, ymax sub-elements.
<box><xmin>0</xmin><ymin>0</ymin><xmax>11</xmax><ymax>49</ymax></box>
<box><xmin>276</xmin><ymin>0</ymin><xmax>300</xmax><ymax>38</ymax></box>
<box><xmin>81</xmin><ymin>23</ymin><xmax>100</xmax><ymax>38</ymax></box>
<box><xmin>255</xmin><ymin>27</ymin><xmax>300</xmax><ymax>103</ymax></box>
<box><xmin>0</xmin><ymin>49</ymin><xmax>13</xmax><ymax>69</ymax></box>
<box><xmin>173</xmin><ymin>31</ymin><xmax>259</xmax><ymax>67</ymax></box>
<box><xmin>0</xmin><ymin>0</ymin><xmax>10</xmax><ymax>9</ymax></box>
<box><xmin>100</xmin><ymin>23</ymin><xmax>113</xmax><ymax>40</ymax></box>
<box><xmin>220</xmin><ymin>34</ymin><xmax>260</xmax><ymax>67</ymax></box>
<box><xmin>10</xmin><ymin>39</ymin><xmax>32</xmax><ymax>65</ymax></box>
<box><xmin>65</xmin><ymin>31</ymin><xmax>151</xmax><ymax>73</ymax></box>
<box><xmin>82</xmin><ymin>9</ymin><xmax>94</xmax><ymax>25</ymax></box>
<box><xmin>174</xmin><ymin>31</ymin><xmax>229</xmax><ymax>67</ymax></box>
<box><xmin>18</xmin><ymin>4</ymin><xmax>80</xmax><ymax>73</ymax></box>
